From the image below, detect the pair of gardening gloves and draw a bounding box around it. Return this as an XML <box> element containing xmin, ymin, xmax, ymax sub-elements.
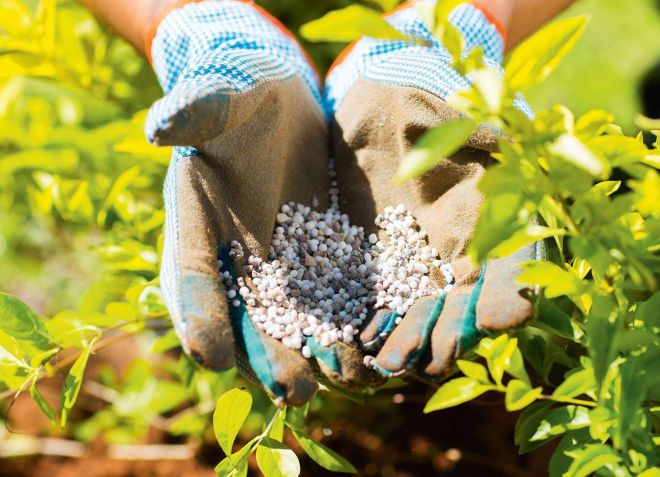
<box><xmin>146</xmin><ymin>0</ymin><xmax>542</xmax><ymax>405</ymax></box>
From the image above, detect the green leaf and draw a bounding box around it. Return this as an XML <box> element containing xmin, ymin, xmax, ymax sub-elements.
<box><xmin>564</xmin><ymin>444</ymin><xmax>622</xmax><ymax>477</ymax></box>
<box><xmin>0</xmin><ymin>292</ymin><xmax>54</xmax><ymax>350</ymax></box>
<box><xmin>591</xmin><ymin>180</ymin><xmax>621</xmax><ymax>196</ymax></box>
<box><xmin>150</xmin><ymin>329</ymin><xmax>181</xmax><ymax>353</ymax></box>
<box><xmin>456</xmin><ymin>360</ymin><xmax>490</xmax><ymax>384</ymax></box>
<box><xmin>442</xmin><ymin>23</ymin><xmax>464</xmax><ymax>64</ymax></box>
<box><xmin>517</xmin><ymin>261</ymin><xmax>583</xmax><ymax>298</ymax></box>
<box><xmin>585</xmin><ymin>295</ymin><xmax>621</xmax><ymax>390</ymax></box>
<box><xmin>549</xmin><ymin>429</ymin><xmax>593</xmax><ymax>477</ymax></box>
<box><xmin>215</xmin><ymin>457</ymin><xmax>248</xmax><ymax>477</ymax></box>
<box><xmin>470</xmin><ymin>68</ymin><xmax>504</xmax><ymax>114</ymax></box>
<box><xmin>535</xmin><ymin>299</ymin><xmax>576</xmax><ymax>340</ymax></box>
<box><xmin>0</xmin><ymin>329</ymin><xmax>31</xmax><ymax>371</ymax></box>
<box><xmin>635</xmin><ymin>114</ymin><xmax>660</xmax><ymax>131</ymax></box>
<box><xmin>515</xmin><ymin>401</ymin><xmax>554</xmax><ymax>453</ymax></box>
<box><xmin>551</xmin><ymin>367</ymin><xmax>595</xmax><ymax>400</ymax></box>
<box><xmin>299</xmin><ymin>5</ymin><xmax>407</xmax><ymax>43</ymax></box>
<box><xmin>216</xmin><ymin>436</ymin><xmax>260</xmax><ymax>475</ymax></box>
<box><xmin>505</xmin><ymin>16</ymin><xmax>589</xmax><ymax>91</ymax></box>
<box><xmin>285</xmin><ymin>403</ymin><xmax>309</xmax><ymax>429</ymax></box>
<box><xmin>256</xmin><ymin>437</ymin><xmax>301</xmax><ymax>477</ymax></box>
<box><xmin>505</xmin><ymin>380</ymin><xmax>543</xmax><ymax>412</ymax></box>
<box><xmin>480</xmin><ymin>334</ymin><xmax>522</xmax><ymax>386</ymax></box>
<box><xmin>575</xmin><ymin>109</ymin><xmax>614</xmax><ymax>137</ymax></box>
<box><xmin>369</xmin><ymin>0</ymin><xmax>400</xmax><ymax>12</ymax></box>
<box><xmin>487</xmin><ymin>224</ymin><xmax>565</xmax><ymax>260</ymax></box>
<box><xmin>548</xmin><ymin>133</ymin><xmax>610</xmax><ymax>178</ymax></box>
<box><xmin>98</xmin><ymin>165</ymin><xmax>141</xmax><ymax>226</ymax></box>
<box><xmin>394</xmin><ymin>118</ymin><xmax>476</xmax><ymax>183</ymax></box>
<box><xmin>587</xmin><ymin>135</ymin><xmax>650</xmax><ymax>168</ymax></box>
<box><xmin>268</xmin><ymin>409</ymin><xmax>285</xmax><ymax>442</ymax></box>
<box><xmin>61</xmin><ymin>336</ymin><xmax>98</xmax><ymax>427</ymax></box>
<box><xmin>467</xmin><ymin>192</ymin><xmax>526</xmax><ymax>263</ymax></box>
<box><xmin>638</xmin><ymin>469</ymin><xmax>660</xmax><ymax>477</ymax></box>
<box><xmin>213</xmin><ymin>388</ymin><xmax>253</xmax><ymax>456</ymax></box>
<box><xmin>30</xmin><ymin>380</ymin><xmax>57</xmax><ymax>425</ymax></box>
<box><xmin>531</xmin><ymin>405</ymin><xmax>591</xmax><ymax>442</ymax></box>
<box><xmin>291</xmin><ymin>429</ymin><xmax>357</xmax><ymax>473</ymax></box>
<box><xmin>424</xmin><ymin>377</ymin><xmax>495</xmax><ymax>413</ymax></box>
<box><xmin>433</xmin><ymin>0</ymin><xmax>463</xmax><ymax>36</ymax></box>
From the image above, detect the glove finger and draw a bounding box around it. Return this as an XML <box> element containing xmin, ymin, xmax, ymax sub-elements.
<box><xmin>476</xmin><ymin>242</ymin><xmax>544</xmax><ymax>331</ymax></box>
<box><xmin>307</xmin><ymin>338</ymin><xmax>385</xmax><ymax>390</ymax></box>
<box><xmin>145</xmin><ymin>48</ymin><xmax>295</xmax><ymax>147</ymax></box>
<box><xmin>219</xmin><ymin>246</ymin><xmax>318</xmax><ymax>406</ymax></box>
<box><xmin>358</xmin><ymin>309</ymin><xmax>400</xmax><ymax>353</ymax></box>
<box><xmin>162</xmin><ymin>148</ymin><xmax>235</xmax><ymax>370</ymax></box>
<box><xmin>370</xmin><ymin>295</ymin><xmax>446</xmax><ymax>377</ymax></box>
<box><xmin>146</xmin><ymin>77</ymin><xmax>231</xmax><ymax>146</ymax></box>
<box><xmin>418</xmin><ymin>265</ymin><xmax>486</xmax><ymax>378</ymax></box>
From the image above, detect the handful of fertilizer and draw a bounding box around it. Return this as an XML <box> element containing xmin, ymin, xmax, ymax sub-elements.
<box><xmin>220</xmin><ymin>162</ymin><xmax>454</xmax><ymax>359</ymax></box>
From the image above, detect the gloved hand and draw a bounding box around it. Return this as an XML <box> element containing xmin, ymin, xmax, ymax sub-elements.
<box><xmin>146</xmin><ymin>0</ymin><xmax>376</xmax><ymax>405</ymax></box>
<box><xmin>326</xmin><ymin>0</ymin><xmax>542</xmax><ymax>379</ymax></box>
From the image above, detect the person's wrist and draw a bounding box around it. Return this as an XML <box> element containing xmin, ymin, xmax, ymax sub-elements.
<box><xmin>143</xmin><ymin>0</ymin><xmax>208</xmax><ymax>61</ymax></box>
<box><xmin>472</xmin><ymin>0</ymin><xmax>514</xmax><ymax>32</ymax></box>
<box><xmin>470</xmin><ymin>0</ymin><xmax>514</xmax><ymax>47</ymax></box>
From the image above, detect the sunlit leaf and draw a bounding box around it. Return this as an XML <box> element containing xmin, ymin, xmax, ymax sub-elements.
<box><xmin>505</xmin><ymin>16</ymin><xmax>589</xmax><ymax>91</ymax></box>
<box><xmin>394</xmin><ymin>118</ymin><xmax>476</xmax><ymax>183</ymax></box>
<box><xmin>551</xmin><ymin>367</ymin><xmax>595</xmax><ymax>400</ymax></box>
<box><xmin>487</xmin><ymin>224</ymin><xmax>565</xmax><ymax>259</ymax></box>
<box><xmin>424</xmin><ymin>377</ymin><xmax>495</xmax><ymax>412</ymax></box>
<box><xmin>433</xmin><ymin>0</ymin><xmax>463</xmax><ymax>37</ymax></box>
<box><xmin>369</xmin><ymin>0</ymin><xmax>401</xmax><ymax>12</ymax></box>
<box><xmin>548</xmin><ymin>429</ymin><xmax>593</xmax><ymax>477</ymax></box>
<box><xmin>563</xmin><ymin>444</ymin><xmax>621</xmax><ymax>477</ymax></box>
<box><xmin>300</xmin><ymin>5</ymin><xmax>407</xmax><ymax>43</ymax></box>
<box><xmin>213</xmin><ymin>388</ymin><xmax>253</xmax><ymax>456</ymax></box>
<box><xmin>456</xmin><ymin>360</ymin><xmax>490</xmax><ymax>384</ymax></box>
<box><xmin>256</xmin><ymin>437</ymin><xmax>300</xmax><ymax>477</ymax></box>
<box><xmin>505</xmin><ymin>380</ymin><xmax>542</xmax><ymax>411</ymax></box>
<box><xmin>575</xmin><ymin>110</ymin><xmax>614</xmax><ymax>137</ymax></box>
<box><xmin>291</xmin><ymin>429</ymin><xmax>357</xmax><ymax>473</ymax></box>
<box><xmin>0</xmin><ymin>292</ymin><xmax>54</xmax><ymax>350</ymax></box>
<box><xmin>61</xmin><ymin>336</ymin><xmax>98</xmax><ymax>427</ymax></box>
<box><xmin>635</xmin><ymin>114</ymin><xmax>660</xmax><ymax>131</ymax></box>
<box><xmin>517</xmin><ymin>261</ymin><xmax>583</xmax><ymax>298</ymax></box>
<box><xmin>548</xmin><ymin>133</ymin><xmax>610</xmax><ymax>178</ymax></box>
<box><xmin>31</xmin><ymin>380</ymin><xmax>57</xmax><ymax>425</ymax></box>
<box><xmin>515</xmin><ymin>402</ymin><xmax>554</xmax><ymax>453</ymax></box>
<box><xmin>531</xmin><ymin>405</ymin><xmax>591</xmax><ymax>442</ymax></box>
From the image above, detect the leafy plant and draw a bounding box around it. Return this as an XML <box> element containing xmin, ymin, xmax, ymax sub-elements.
<box><xmin>363</xmin><ymin>6</ymin><xmax>656</xmax><ymax>476</ymax></box>
<box><xmin>212</xmin><ymin>388</ymin><xmax>356</xmax><ymax>476</ymax></box>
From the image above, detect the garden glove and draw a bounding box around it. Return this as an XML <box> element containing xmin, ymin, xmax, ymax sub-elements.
<box><xmin>146</xmin><ymin>0</ymin><xmax>376</xmax><ymax>405</ymax></box>
<box><xmin>326</xmin><ymin>0</ymin><xmax>543</xmax><ymax>379</ymax></box>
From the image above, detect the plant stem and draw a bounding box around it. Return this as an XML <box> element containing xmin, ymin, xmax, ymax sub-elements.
<box><xmin>539</xmin><ymin>394</ymin><xmax>597</xmax><ymax>408</ymax></box>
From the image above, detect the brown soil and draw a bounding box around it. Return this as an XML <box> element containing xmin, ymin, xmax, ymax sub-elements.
<box><xmin>1</xmin><ymin>383</ymin><xmax>553</xmax><ymax>477</ymax></box>
<box><xmin>1</xmin><ymin>338</ymin><xmax>554</xmax><ymax>477</ymax></box>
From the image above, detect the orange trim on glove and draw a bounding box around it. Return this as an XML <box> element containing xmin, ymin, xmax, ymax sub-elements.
<box><xmin>145</xmin><ymin>0</ymin><xmax>206</xmax><ymax>63</ymax></box>
<box><xmin>471</xmin><ymin>0</ymin><xmax>507</xmax><ymax>48</ymax></box>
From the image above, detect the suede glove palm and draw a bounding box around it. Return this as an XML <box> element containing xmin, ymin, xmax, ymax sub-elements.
<box><xmin>147</xmin><ymin>0</ymin><xmax>375</xmax><ymax>405</ymax></box>
<box><xmin>326</xmin><ymin>0</ymin><xmax>542</xmax><ymax>379</ymax></box>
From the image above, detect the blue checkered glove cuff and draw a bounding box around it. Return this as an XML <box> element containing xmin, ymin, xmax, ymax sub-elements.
<box><xmin>325</xmin><ymin>0</ymin><xmax>531</xmax><ymax>117</ymax></box>
<box><xmin>150</xmin><ymin>0</ymin><xmax>321</xmax><ymax>95</ymax></box>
